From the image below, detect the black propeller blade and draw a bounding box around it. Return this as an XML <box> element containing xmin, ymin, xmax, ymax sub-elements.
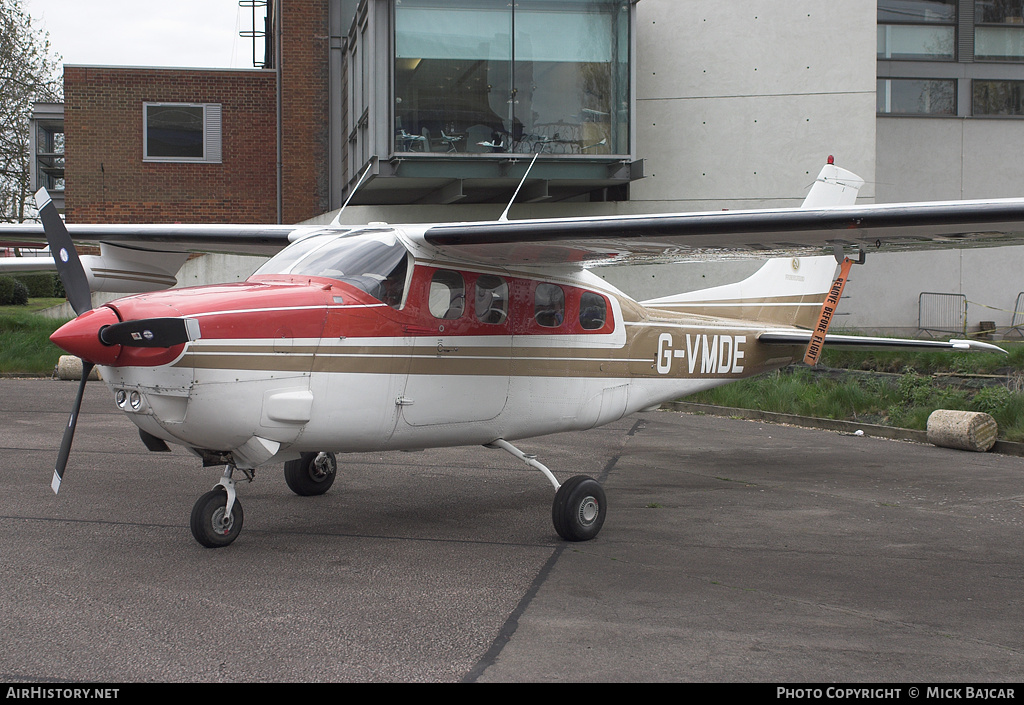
<box><xmin>35</xmin><ymin>188</ymin><xmax>93</xmax><ymax>316</ymax></box>
<box><xmin>35</xmin><ymin>188</ymin><xmax>97</xmax><ymax>494</ymax></box>
<box><xmin>34</xmin><ymin>189</ymin><xmax>96</xmax><ymax>494</ymax></box>
<box><xmin>99</xmin><ymin>317</ymin><xmax>198</xmax><ymax>348</ymax></box>
<box><xmin>51</xmin><ymin>360</ymin><xmax>95</xmax><ymax>494</ymax></box>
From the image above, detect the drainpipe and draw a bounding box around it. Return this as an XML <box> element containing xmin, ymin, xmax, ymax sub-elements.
<box><xmin>275</xmin><ymin>0</ymin><xmax>283</xmax><ymax>224</ymax></box>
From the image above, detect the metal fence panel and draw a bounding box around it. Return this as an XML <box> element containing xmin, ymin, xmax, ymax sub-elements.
<box><xmin>1011</xmin><ymin>292</ymin><xmax>1024</xmax><ymax>338</ymax></box>
<box><xmin>918</xmin><ymin>292</ymin><xmax>967</xmax><ymax>336</ymax></box>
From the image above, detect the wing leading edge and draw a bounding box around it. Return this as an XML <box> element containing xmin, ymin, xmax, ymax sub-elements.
<box><xmin>0</xmin><ymin>222</ymin><xmax>315</xmax><ymax>256</ymax></box>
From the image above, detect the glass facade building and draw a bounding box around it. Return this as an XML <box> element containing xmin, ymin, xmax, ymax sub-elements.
<box><xmin>877</xmin><ymin>0</ymin><xmax>1024</xmax><ymax>117</ymax></box>
<box><xmin>393</xmin><ymin>0</ymin><xmax>630</xmax><ymax>156</ymax></box>
<box><xmin>340</xmin><ymin>0</ymin><xmax>640</xmax><ymax>206</ymax></box>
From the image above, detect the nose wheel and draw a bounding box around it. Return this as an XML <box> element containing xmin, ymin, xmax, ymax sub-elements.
<box><xmin>190</xmin><ymin>488</ymin><xmax>244</xmax><ymax>548</ymax></box>
<box><xmin>190</xmin><ymin>466</ymin><xmax>248</xmax><ymax>548</ymax></box>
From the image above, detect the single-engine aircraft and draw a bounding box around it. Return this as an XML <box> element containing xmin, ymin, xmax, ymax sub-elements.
<box><xmin>1</xmin><ymin>160</ymin><xmax>1020</xmax><ymax>548</ymax></box>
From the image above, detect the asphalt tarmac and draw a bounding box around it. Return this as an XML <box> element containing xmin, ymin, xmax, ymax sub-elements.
<box><xmin>2</xmin><ymin>378</ymin><xmax>1024</xmax><ymax>683</ymax></box>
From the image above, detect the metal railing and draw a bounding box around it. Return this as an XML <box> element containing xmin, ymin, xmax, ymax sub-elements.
<box><xmin>918</xmin><ymin>292</ymin><xmax>967</xmax><ymax>336</ymax></box>
<box><xmin>1010</xmin><ymin>292</ymin><xmax>1024</xmax><ymax>338</ymax></box>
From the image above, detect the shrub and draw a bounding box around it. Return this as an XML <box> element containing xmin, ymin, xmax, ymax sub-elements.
<box><xmin>13</xmin><ymin>273</ymin><xmax>60</xmax><ymax>298</ymax></box>
<box><xmin>0</xmin><ymin>276</ymin><xmax>15</xmax><ymax>305</ymax></box>
<box><xmin>0</xmin><ymin>276</ymin><xmax>31</xmax><ymax>306</ymax></box>
<box><xmin>11</xmin><ymin>280</ymin><xmax>28</xmax><ymax>305</ymax></box>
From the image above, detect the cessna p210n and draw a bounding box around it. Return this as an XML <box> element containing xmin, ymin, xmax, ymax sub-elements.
<box><xmin>3</xmin><ymin>161</ymin><xmax>1020</xmax><ymax>548</ymax></box>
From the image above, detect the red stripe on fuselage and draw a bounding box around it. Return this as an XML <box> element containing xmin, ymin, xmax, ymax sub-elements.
<box><xmin>60</xmin><ymin>269</ymin><xmax>618</xmax><ymax>367</ymax></box>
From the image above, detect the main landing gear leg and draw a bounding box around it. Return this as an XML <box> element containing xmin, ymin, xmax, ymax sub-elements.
<box><xmin>189</xmin><ymin>465</ymin><xmax>251</xmax><ymax>548</ymax></box>
<box><xmin>486</xmin><ymin>439</ymin><xmax>607</xmax><ymax>542</ymax></box>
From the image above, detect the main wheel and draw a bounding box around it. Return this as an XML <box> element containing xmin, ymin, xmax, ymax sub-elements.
<box><xmin>552</xmin><ymin>475</ymin><xmax>606</xmax><ymax>541</ymax></box>
<box><xmin>284</xmin><ymin>452</ymin><xmax>337</xmax><ymax>496</ymax></box>
<box><xmin>190</xmin><ymin>489</ymin><xmax>243</xmax><ymax>548</ymax></box>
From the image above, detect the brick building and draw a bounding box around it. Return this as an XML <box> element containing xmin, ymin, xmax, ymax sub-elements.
<box><xmin>64</xmin><ymin>67</ymin><xmax>278</xmax><ymax>224</ymax></box>
<box><xmin>56</xmin><ymin>0</ymin><xmax>332</xmax><ymax>226</ymax></box>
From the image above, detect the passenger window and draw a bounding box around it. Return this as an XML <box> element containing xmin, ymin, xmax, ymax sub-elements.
<box><xmin>428</xmin><ymin>270</ymin><xmax>465</xmax><ymax>320</ymax></box>
<box><xmin>534</xmin><ymin>283</ymin><xmax>565</xmax><ymax>328</ymax></box>
<box><xmin>474</xmin><ymin>274</ymin><xmax>509</xmax><ymax>325</ymax></box>
<box><xmin>579</xmin><ymin>292</ymin><xmax>607</xmax><ymax>330</ymax></box>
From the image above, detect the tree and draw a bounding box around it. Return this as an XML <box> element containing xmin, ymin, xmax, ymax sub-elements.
<box><xmin>0</xmin><ymin>0</ymin><xmax>62</xmax><ymax>223</ymax></box>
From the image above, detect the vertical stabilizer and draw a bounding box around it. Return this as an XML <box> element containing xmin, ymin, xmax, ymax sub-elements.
<box><xmin>801</xmin><ymin>158</ymin><xmax>865</xmax><ymax>208</ymax></box>
<box><xmin>641</xmin><ymin>256</ymin><xmax>839</xmax><ymax>328</ymax></box>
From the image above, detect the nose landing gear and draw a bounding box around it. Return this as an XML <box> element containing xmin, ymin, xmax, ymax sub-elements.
<box><xmin>190</xmin><ymin>466</ymin><xmax>249</xmax><ymax>548</ymax></box>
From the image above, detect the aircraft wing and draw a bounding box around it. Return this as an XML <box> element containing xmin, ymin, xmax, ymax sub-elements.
<box><xmin>0</xmin><ymin>222</ymin><xmax>327</xmax><ymax>294</ymax></box>
<box><xmin>0</xmin><ymin>222</ymin><xmax>310</xmax><ymax>257</ymax></box>
<box><xmin>421</xmin><ymin>198</ymin><xmax>1024</xmax><ymax>266</ymax></box>
<box><xmin>4</xmin><ymin>196</ymin><xmax>1024</xmax><ymax>273</ymax></box>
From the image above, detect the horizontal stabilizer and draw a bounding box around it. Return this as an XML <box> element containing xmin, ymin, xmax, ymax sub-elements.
<box><xmin>759</xmin><ymin>331</ymin><xmax>1007</xmax><ymax>354</ymax></box>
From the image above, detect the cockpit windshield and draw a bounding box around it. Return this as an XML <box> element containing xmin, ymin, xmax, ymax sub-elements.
<box><xmin>254</xmin><ymin>231</ymin><xmax>410</xmax><ymax>307</ymax></box>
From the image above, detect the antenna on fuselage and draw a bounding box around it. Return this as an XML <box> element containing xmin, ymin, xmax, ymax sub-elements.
<box><xmin>498</xmin><ymin>152</ymin><xmax>540</xmax><ymax>222</ymax></box>
<box><xmin>331</xmin><ymin>160</ymin><xmax>375</xmax><ymax>226</ymax></box>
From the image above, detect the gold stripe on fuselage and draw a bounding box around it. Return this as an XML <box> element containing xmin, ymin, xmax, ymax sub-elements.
<box><xmin>174</xmin><ymin>324</ymin><xmax>802</xmax><ymax>380</ymax></box>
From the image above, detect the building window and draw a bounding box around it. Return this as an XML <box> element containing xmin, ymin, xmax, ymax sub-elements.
<box><xmin>975</xmin><ymin>1</ymin><xmax>1024</xmax><ymax>60</ymax></box>
<box><xmin>878</xmin><ymin>0</ymin><xmax>957</xmax><ymax>60</ymax></box>
<box><xmin>877</xmin><ymin>78</ymin><xmax>957</xmax><ymax>114</ymax></box>
<box><xmin>393</xmin><ymin>0</ymin><xmax>631</xmax><ymax>155</ymax></box>
<box><xmin>143</xmin><ymin>103</ymin><xmax>222</xmax><ymax>163</ymax></box>
<box><xmin>973</xmin><ymin>79</ymin><xmax>1024</xmax><ymax>114</ymax></box>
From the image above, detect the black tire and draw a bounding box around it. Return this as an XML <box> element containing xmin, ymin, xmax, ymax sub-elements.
<box><xmin>552</xmin><ymin>475</ymin><xmax>606</xmax><ymax>541</ymax></box>
<box><xmin>190</xmin><ymin>489</ymin><xmax>243</xmax><ymax>548</ymax></box>
<box><xmin>284</xmin><ymin>452</ymin><xmax>337</xmax><ymax>496</ymax></box>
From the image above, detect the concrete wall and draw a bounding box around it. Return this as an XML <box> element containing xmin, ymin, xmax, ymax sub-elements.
<box><xmin>629</xmin><ymin>0</ymin><xmax>878</xmax><ymax>211</ymax></box>
<box><xmin>877</xmin><ymin>116</ymin><xmax>1024</xmax><ymax>202</ymax></box>
<box><xmin>840</xmin><ymin>245</ymin><xmax>1024</xmax><ymax>336</ymax></box>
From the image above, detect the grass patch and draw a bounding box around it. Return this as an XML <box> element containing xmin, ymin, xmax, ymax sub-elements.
<box><xmin>0</xmin><ymin>307</ymin><xmax>70</xmax><ymax>374</ymax></box>
<box><xmin>687</xmin><ymin>343</ymin><xmax>1024</xmax><ymax>442</ymax></box>
<box><xmin>0</xmin><ymin>298</ymin><xmax>65</xmax><ymax>315</ymax></box>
